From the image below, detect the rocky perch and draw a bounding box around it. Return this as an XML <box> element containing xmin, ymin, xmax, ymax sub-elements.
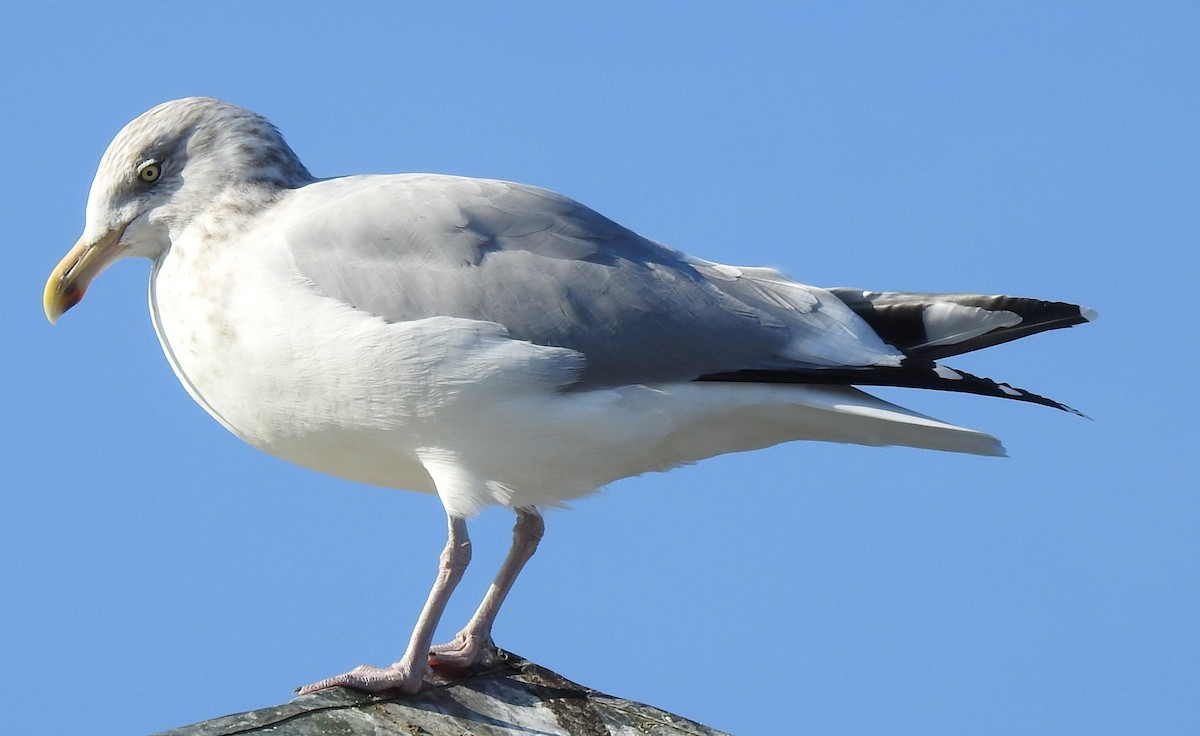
<box><xmin>152</xmin><ymin>650</ymin><xmax>730</xmax><ymax>736</ymax></box>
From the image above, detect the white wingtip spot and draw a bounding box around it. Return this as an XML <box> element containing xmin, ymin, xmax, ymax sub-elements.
<box><xmin>1080</xmin><ymin>306</ymin><xmax>1099</xmax><ymax>322</ymax></box>
<box><xmin>933</xmin><ymin>365</ymin><xmax>964</xmax><ymax>380</ymax></box>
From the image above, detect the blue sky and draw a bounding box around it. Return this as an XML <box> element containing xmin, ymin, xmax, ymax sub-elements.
<box><xmin>1</xmin><ymin>3</ymin><xmax>1196</xmax><ymax>734</ymax></box>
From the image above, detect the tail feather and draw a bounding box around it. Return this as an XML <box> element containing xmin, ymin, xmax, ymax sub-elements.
<box><xmin>641</xmin><ymin>383</ymin><xmax>1008</xmax><ymax>464</ymax></box>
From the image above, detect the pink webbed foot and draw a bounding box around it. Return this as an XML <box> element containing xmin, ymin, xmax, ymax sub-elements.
<box><xmin>428</xmin><ymin>632</ymin><xmax>494</xmax><ymax>669</ymax></box>
<box><xmin>296</xmin><ymin>661</ymin><xmax>426</xmax><ymax>695</ymax></box>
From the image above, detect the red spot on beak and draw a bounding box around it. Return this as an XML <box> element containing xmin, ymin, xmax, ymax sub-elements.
<box><xmin>61</xmin><ymin>285</ymin><xmax>86</xmax><ymax>313</ymax></box>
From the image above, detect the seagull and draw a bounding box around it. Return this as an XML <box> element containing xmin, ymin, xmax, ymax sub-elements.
<box><xmin>43</xmin><ymin>97</ymin><xmax>1094</xmax><ymax>695</ymax></box>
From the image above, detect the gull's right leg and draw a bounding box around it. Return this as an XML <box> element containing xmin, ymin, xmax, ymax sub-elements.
<box><xmin>297</xmin><ymin>513</ymin><xmax>471</xmax><ymax>695</ymax></box>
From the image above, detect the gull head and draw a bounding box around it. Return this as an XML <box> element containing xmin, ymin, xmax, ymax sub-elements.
<box><xmin>43</xmin><ymin>97</ymin><xmax>313</xmax><ymax>323</ymax></box>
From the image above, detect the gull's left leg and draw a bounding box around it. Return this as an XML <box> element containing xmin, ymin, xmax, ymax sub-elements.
<box><xmin>429</xmin><ymin>507</ymin><xmax>544</xmax><ymax>668</ymax></box>
<box><xmin>297</xmin><ymin>514</ymin><xmax>471</xmax><ymax>695</ymax></box>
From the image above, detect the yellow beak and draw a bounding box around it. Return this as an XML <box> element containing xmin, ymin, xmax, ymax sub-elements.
<box><xmin>43</xmin><ymin>226</ymin><xmax>127</xmax><ymax>324</ymax></box>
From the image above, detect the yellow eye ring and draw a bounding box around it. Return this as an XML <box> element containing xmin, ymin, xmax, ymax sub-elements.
<box><xmin>137</xmin><ymin>160</ymin><xmax>161</xmax><ymax>183</ymax></box>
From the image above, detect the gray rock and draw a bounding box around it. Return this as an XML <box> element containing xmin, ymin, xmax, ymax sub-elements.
<box><xmin>152</xmin><ymin>650</ymin><xmax>731</xmax><ymax>736</ymax></box>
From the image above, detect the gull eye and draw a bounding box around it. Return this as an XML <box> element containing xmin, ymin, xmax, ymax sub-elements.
<box><xmin>136</xmin><ymin>160</ymin><xmax>161</xmax><ymax>183</ymax></box>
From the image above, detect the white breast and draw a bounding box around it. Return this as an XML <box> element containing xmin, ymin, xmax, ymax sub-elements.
<box><xmin>148</xmin><ymin>224</ymin><xmax>441</xmax><ymax>494</ymax></box>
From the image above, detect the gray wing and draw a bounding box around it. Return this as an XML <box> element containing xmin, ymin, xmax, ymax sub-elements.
<box><xmin>275</xmin><ymin>173</ymin><xmax>900</xmax><ymax>388</ymax></box>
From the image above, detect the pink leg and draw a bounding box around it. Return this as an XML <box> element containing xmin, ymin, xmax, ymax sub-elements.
<box><xmin>429</xmin><ymin>508</ymin><xmax>544</xmax><ymax>668</ymax></box>
<box><xmin>297</xmin><ymin>514</ymin><xmax>471</xmax><ymax>695</ymax></box>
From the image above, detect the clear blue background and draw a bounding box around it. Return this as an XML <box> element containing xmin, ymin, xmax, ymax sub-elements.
<box><xmin>2</xmin><ymin>3</ymin><xmax>1195</xmax><ymax>734</ymax></box>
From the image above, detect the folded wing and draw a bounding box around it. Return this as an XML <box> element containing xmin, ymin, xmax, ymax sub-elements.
<box><xmin>278</xmin><ymin>173</ymin><xmax>1091</xmax><ymax>412</ymax></box>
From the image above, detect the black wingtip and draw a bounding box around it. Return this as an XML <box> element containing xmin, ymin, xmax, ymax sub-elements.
<box><xmin>827</xmin><ymin>289</ymin><xmax>1096</xmax><ymax>360</ymax></box>
<box><xmin>697</xmin><ymin>360</ymin><xmax>1088</xmax><ymax>417</ymax></box>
